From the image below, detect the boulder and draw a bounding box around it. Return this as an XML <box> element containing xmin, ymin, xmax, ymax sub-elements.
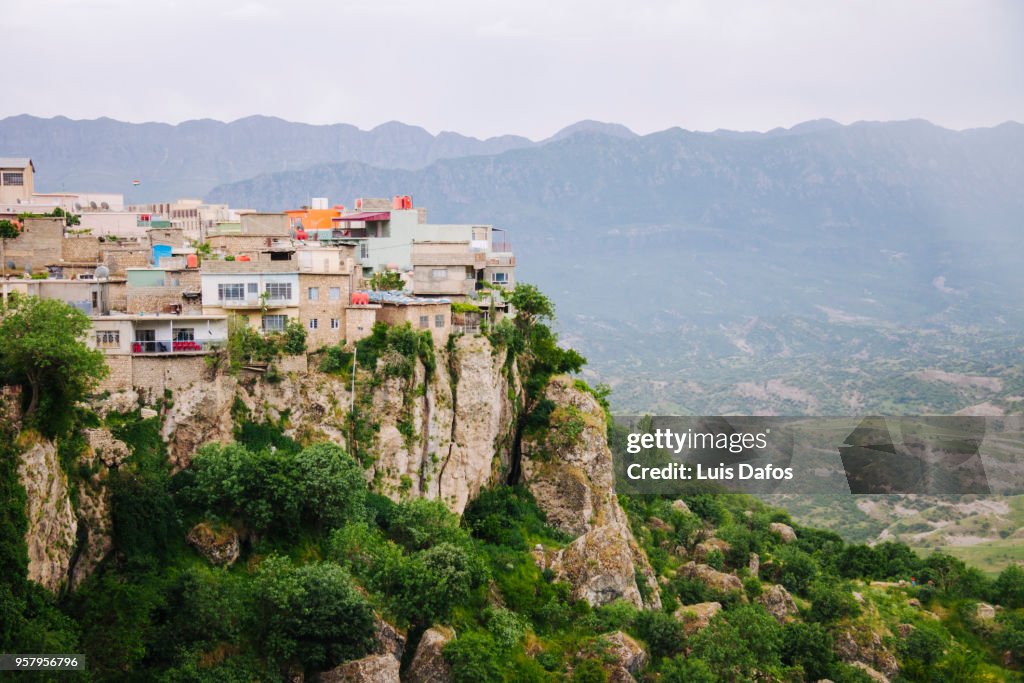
<box><xmin>748</xmin><ymin>552</ymin><xmax>760</xmax><ymax>577</ymax></box>
<box><xmin>769</xmin><ymin>522</ymin><xmax>797</xmax><ymax>543</ymax></box>
<box><xmin>405</xmin><ymin>626</ymin><xmax>454</xmax><ymax>683</ymax></box>
<box><xmin>694</xmin><ymin>538</ymin><xmax>731</xmax><ymax>562</ymax></box>
<box><xmin>83</xmin><ymin>428</ymin><xmax>131</xmax><ymax>467</ymax></box>
<box><xmin>851</xmin><ymin>662</ymin><xmax>889</xmax><ymax>683</ymax></box>
<box><xmin>758</xmin><ymin>584</ymin><xmax>798</xmax><ymax>623</ymax></box>
<box><xmin>373</xmin><ymin>616</ymin><xmax>405</xmax><ymax>660</ymax></box>
<box><xmin>646</xmin><ymin>517</ymin><xmax>672</xmax><ymax>532</ymax></box>
<box><xmin>897</xmin><ymin>623</ymin><xmax>915</xmax><ymax>638</ymax></box>
<box><xmin>673</xmin><ymin>601</ymin><xmax>722</xmax><ymax>634</ymax></box>
<box><xmin>679</xmin><ymin>562</ymin><xmax>743</xmax><ymax>594</ymax></box>
<box><xmin>671</xmin><ymin>499</ymin><xmax>691</xmax><ymax>515</ymax></box>
<box><xmin>976</xmin><ymin>602</ymin><xmax>997</xmax><ymax>620</ymax></box>
<box><xmin>546</xmin><ymin>521</ymin><xmax>658</xmax><ymax>608</ymax></box>
<box><xmin>186</xmin><ymin>522</ymin><xmax>240</xmax><ymax>566</ymax></box>
<box><xmin>834</xmin><ymin>628</ymin><xmax>898</xmax><ymax>680</ymax></box>
<box><xmin>320</xmin><ymin>654</ymin><xmax>399</xmax><ymax>683</ymax></box>
<box><xmin>600</xmin><ymin>631</ymin><xmax>647</xmax><ymax>676</ymax></box>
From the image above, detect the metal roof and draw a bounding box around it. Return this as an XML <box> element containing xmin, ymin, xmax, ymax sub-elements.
<box><xmin>0</xmin><ymin>157</ymin><xmax>33</xmax><ymax>170</ymax></box>
<box><xmin>333</xmin><ymin>211</ymin><xmax>391</xmax><ymax>222</ymax></box>
<box><xmin>361</xmin><ymin>290</ymin><xmax>451</xmax><ymax>305</ymax></box>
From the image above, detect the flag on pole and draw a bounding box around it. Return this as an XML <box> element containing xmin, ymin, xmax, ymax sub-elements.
<box><xmin>132</xmin><ymin>180</ymin><xmax>141</xmax><ymax>186</ymax></box>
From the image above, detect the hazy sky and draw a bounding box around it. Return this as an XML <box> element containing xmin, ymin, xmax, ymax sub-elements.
<box><xmin>5</xmin><ymin>0</ymin><xmax>1022</xmax><ymax>139</ymax></box>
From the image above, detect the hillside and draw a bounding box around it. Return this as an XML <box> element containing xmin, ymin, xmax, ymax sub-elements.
<box><xmin>3</xmin><ymin>295</ymin><xmax>1024</xmax><ymax>681</ymax></box>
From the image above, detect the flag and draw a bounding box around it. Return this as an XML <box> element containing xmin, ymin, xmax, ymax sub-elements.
<box><xmin>132</xmin><ymin>180</ymin><xmax>141</xmax><ymax>186</ymax></box>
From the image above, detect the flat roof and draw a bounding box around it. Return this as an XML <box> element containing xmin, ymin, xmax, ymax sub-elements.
<box><xmin>333</xmin><ymin>211</ymin><xmax>391</xmax><ymax>222</ymax></box>
<box><xmin>362</xmin><ymin>290</ymin><xmax>451</xmax><ymax>306</ymax></box>
<box><xmin>91</xmin><ymin>313</ymin><xmax>228</xmax><ymax>321</ymax></box>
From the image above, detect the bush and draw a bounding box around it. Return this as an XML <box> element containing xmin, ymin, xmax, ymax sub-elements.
<box><xmin>782</xmin><ymin>622</ymin><xmax>835</xmax><ymax>680</ymax></box>
<box><xmin>807</xmin><ymin>581</ymin><xmax>861</xmax><ymax>623</ymax></box>
<box><xmin>992</xmin><ymin>564</ymin><xmax>1024</xmax><ymax>608</ymax></box>
<box><xmin>634</xmin><ymin>609</ymin><xmax>686</xmax><ymax>659</ymax></box>
<box><xmin>445</xmin><ymin>630</ymin><xmax>504</xmax><ymax>683</ymax></box>
<box><xmin>251</xmin><ymin>556</ymin><xmax>375</xmax><ymax>673</ymax></box>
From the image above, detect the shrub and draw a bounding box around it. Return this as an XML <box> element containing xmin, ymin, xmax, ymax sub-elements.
<box><xmin>634</xmin><ymin>609</ymin><xmax>686</xmax><ymax>659</ymax></box>
<box><xmin>445</xmin><ymin>631</ymin><xmax>504</xmax><ymax>683</ymax></box>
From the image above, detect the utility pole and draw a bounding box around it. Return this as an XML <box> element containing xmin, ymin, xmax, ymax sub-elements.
<box><xmin>350</xmin><ymin>344</ymin><xmax>358</xmax><ymax>457</ymax></box>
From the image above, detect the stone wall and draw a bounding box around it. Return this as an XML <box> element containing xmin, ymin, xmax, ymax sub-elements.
<box><xmin>127</xmin><ymin>286</ymin><xmax>199</xmax><ymax>314</ymax></box>
<box><xmin>377</xmin><ymin>302</ymin><xmax>451</xmax><ymax>346</ymax></box>
<box><xmin>98</xmin><ymin>355</ymin><xmax>133</xmax><ymax>394</ymax></box>
<box><xmin>62</xmin><ymin>235</ymin><xmax>101</xmax><ymax>262</ymax></box>
<box><xmin>4</xmin><ymin>217</ymin><xmax>63</xmax><ymax>272</ymax></box>
<box><xmin>346</xmin><ymin>305</ymin><xmax>379</xmax><ymax>345</ymax></box>
<box><xmin>297</xmin><ymin>272</ymin><xmax>351</xmax><ymax>350</ymax></box>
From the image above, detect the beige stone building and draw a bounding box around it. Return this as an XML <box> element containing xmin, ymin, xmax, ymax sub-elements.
<box><xmin>369</xmin><ymin>291</ymin><xmax>453</xmax><ymax>346</ymax></box>
<box><xmin>0</xmin><ymin>158</ymin><xmax>34</xmax><ymax>205</ymax></box>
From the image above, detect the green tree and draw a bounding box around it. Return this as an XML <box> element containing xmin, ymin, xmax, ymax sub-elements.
<box><xmin>0</xmin><ymin>219</ymin><xmax>18</xmax><ymax>279</ymax></box>
<box><xmin>782</xmin><ymin>622</ymin><xmax>835</xmax><ymax>680</ymax></box>
<box><xmin>293</xmin><ymin>443</ymin><xmax>366</xmax><ymax>529</ymax></box>
<box><xmin>251</xmin><ymin>556</ymin><xmax>375</xmax><ymax>675</ymax></box>
<box><xmin>368</xmin><ymin>270</ymin><xmax>404</xmax><ymax>291</ymax></box>
<box><xmin>0</xmin><ymin>296</ymin><xmax>108</xmax><ymax>426</ymax></box>
<box><xmin>444</xmin><ymin>630</ymin><xmax>504</xmax><ymax>683</ymax></box>
<box><xmin>992</xmin><ymin>564</ymin><xmax>1024</xmax><ymax>608</ymax></box>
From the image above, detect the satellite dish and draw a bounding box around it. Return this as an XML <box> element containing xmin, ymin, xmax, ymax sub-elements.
<box><xmin>5</xmin><ymin>261</ymin><xmax>14</xmax><ymax>270</ymax></box>
<box><xmin>95</xmin><ymin>265</ymin><xmax>110</xmax><ymax>281</ymax></box>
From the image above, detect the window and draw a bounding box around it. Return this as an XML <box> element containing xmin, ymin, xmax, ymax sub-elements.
<box><xmin>262</xmin><ymin>314</ymin><xmax>287</xmax><ymax>332</ymax></box>
<box><xmin>435</xmin><ymin>314</ymin><xmax>445</xmax><ymax>328</ymax></box>
<box><xmin>174</xmin><ymin>328</ymin><xmax>195</xmax><ymax>341</ymax></box>
<box><xmin>491</xmin><ymin>271</ymin><xmax>509</xmax><ymax>284</ymax></box>
<box><xmin>329</xmin><ymin>287</ymin><xmax>341</xmax><ymax>301</ymax></box>
<box><xmin>419</xmin><ymin>315</ymin><xmax>429</xmax><ymax>329</ymax></box>
<box><xmin>308</xmin><ymin>318</ymin><xmax>319</xmax><ymax>330</ymax></box>
<box><xmin>466</xmin><ymin>267</ymin><xmax>476</xmax><ymax>280</ymax></box>
<box><xmin>431</xmin><ymin>268</ymin><xmax>448</xmax><ymax>280</ymax></box>
<box><xmin>265</xmin><ymin>282</ymin><xmax>292</xmax><ymax>300</ymax></box>
<box><xmin>2</xmin><ymin>172</ymin><xmax>24</xmax><ymax>186</ymax></box>
<box><xmin>308</xmin><ymin>287</ymin><xmax>319</xmax><ymax>301</ymax></box>
<box><xmin>96</xmin><ymin>330</ymin><xmax>120</xmax><ymax>348</ymax></box>
<box><xmin>330</xmin><ymin>318</ymin><xmax>340</xmax><ymax>329</ymax></box>
<box><xmin>472</xmin><ymin>227</ymin><xmax>487</xmax><ymax>241</ymax></box>
<box><xmin>218</xmin><ymin>283</ymin><xmax>245</xmax><ymax>300</ymax></box>
<box><xmin>359</xmin><ymin>242</ymin><xmax>369</xmax><ymax>259</ymax></box>
<box><xmin>247</xmin><ymin>282</ymin><xmax>258</xmax><ymax>295</ymax></box>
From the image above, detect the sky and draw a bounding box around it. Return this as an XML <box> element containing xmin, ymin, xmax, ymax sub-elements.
<box><xmin>4</xmin><ymin>0</ymin><xmax>1023</xmax><ymax>139</ymax></box>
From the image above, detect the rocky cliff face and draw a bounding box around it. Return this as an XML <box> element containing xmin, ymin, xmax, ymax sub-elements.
<box><xmin>16</xmin><ymin>433</ymin><xmax>77</xmax><ymax>592</ymax></box>
<box><xmin>521</xmin><ymin>376</ymin><xmax>661</xmax><ymax>609</ymax></box>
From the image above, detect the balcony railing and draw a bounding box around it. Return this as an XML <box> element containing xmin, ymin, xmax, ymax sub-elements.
<box><xmin>131</xmin><ymin>339</ymin><xmax>225</xmax><ymax>354</ymax></box>
<box><xmin>219</xmin><ymin>296</ymin><xmax>291</xmax><ymax>308</ymax></box>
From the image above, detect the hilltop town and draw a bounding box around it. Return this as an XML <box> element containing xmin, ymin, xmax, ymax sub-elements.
<box><xmin>1</xmin><ymin>156</ymin><xmax>516</xmax><ymax>394</ymax></box>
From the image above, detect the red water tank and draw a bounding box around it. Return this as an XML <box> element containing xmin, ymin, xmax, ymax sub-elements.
<box><xmin>403</xmin><ymin>195</ymin><xmax>412</xmax><ymax>209</ymax></box>
<box><xmin>392</xmin><ymin>196</ymin><xmax>402</xmax><ymax>209</ymax></box>
<box><xmin>238</xmin><ymin>255</ymin><xmax>251</xmax><ymax>262</ymax></box>
<box><xmin>186</xmin><ymin>254</ymin><xmax>199</xmax><ymax>269</ymax></box>
<box><xmin>355</xmin><ymin>198</ymin><xmax>363</xmax><ymax>209</ymax></box>
<box><xmin>295</xmin><ymin>229</ymin><xmax>307</xmax><ymax>240</ymax></box>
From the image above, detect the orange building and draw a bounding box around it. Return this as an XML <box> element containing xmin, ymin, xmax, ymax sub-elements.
<box><xmin>286</xmin><ymin>206</ymin><xmax>343</xmax><ymax>232</ymax></box>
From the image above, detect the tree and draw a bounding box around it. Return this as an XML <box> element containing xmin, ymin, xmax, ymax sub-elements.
<box><xmin>293</xmin><ymin>443</ymin><xmax>367</xmax><ymax>529</ymax></box>
<box><xmin>507</xmin><ymin>283</ymin><xmax>556</xmax><ymax>332</ymax></box>
<box><xmin>0</xmin><ymin>296</ymin><xmax>108</xmax><ymax>426</ymax></box>
<box><xmin>368</xmin><ymin>271</ymin><xmax>404</xmax><ymax>291</ymax></box>
<box><xmin>251</xmin><ymin>556</ymin><xmax>375</xmax><ymax>675</ymax></box>
<box><xmin>992</xmin><ymin>564</ymin><xmax>1024</xmax><ymax>608</ymax></box>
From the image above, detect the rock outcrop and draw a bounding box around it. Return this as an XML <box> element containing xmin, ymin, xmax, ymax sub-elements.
<box><xmin>679</xmin><ymin>562</ymin><xmax>744</xmax><ymax>594</ymax></box>
<box><xmin>17</xmin><ymin>434</ymin><xmax>77</xmax><ymax>592</ymax></box>
<box><xmin>186</xmin><ymin>522</ymin><xmax>241</xmax><ymax>566</ymax></box>
<box><xmin>591</xmin><ymin>631</ymin><xmax>647</xmax><ymax>682</ymax></box>
<box><xmin>405</xmin><ymin>626</ymin><xmax>454</xmax><ymax>683</ymax></box>
<box><xmin>834</xmin><ymin>627</ymin><xmax>899</xmax><ymax>680</ymax></box>
<box><xmin>673</xmin><ymin>601</ymin><xmax>722</xmax><ymax>634</ymax></box>
<box><xmin>769</xmin><ymin>522</ymin><xmax>797</xmax><ymax>543</ymax></box>
<box><xmin>758</xmin><ymin>584</ymin><xmax>798</xmax><ymax>623</ymax></box>
<box><xmin>522</xmin><ymin>377</ymin><xmax>660</xmax><ymax>609</ymax></box>
<box><xmin>320</xmin><ymin>654</ymin><xmax>399</xmax><ymax>683</ymax></box>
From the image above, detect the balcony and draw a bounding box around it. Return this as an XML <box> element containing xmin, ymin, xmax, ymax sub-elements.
<box><xmin>219</xmin><ymin>296</ymin><xmax>291</xmax><ymax>309</ymax></box>
<box><xmin>131</xmin><ymin>339</ymin><xmax>225</xmax><ymax>355</ymax></box>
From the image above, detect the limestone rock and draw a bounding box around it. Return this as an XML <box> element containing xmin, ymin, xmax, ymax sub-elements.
<box><xmin>694</xmin><ymin>537</ymin><xmax>731</xmax><ymax>562</ymax></box>
<box><xmin>521</xmin><ymin>376</ymin><xmax>660</xmax><ymax>609</ymax></box>
<box><xmin>406</xmin><ymin>626</ymin><xmax>454</xmax><ymax>683</ymax></box>
<box><xmin>769</xmin><ymin>522</ymin><xmax>797</xmax><ymax>543</ymax></box>
<box><xmin>834</xmin><ymin>628</ymin><xmax>898</xmax><ymax>680</ymax></box>
<box><xmin>186</xmin><ymin>522</ymin><xmax>240</xmax><ymax>566</ymax></box>
<box><xmin>601</xmin><ymin>631</ymin><xmax>647</xmax><ymax>676</ymax></box>
<box><xmin>673</xmin><ymin>601</ymin><xmax>722</xmax><ymax>634</ymax></box>
<box><xmin>69</xmin><ymin>474</ymin><xmax>113</xmax><ymax>589</ymax></box>
<box><xmin>976</xmin><ymin>602</ymin><xmax>997</xmax><ymax>620</ymax></box>
<box><xmin>94</xmin><ymin>389</ymin><xmax>140</xmax><ymax>417</ymax></box>
<box><xmin>749</xmin><ymin>552</ymin><xmax>760</xmax><ymax>577</ymax></box>
<box><xmin>897</xmin><ymin>623</ymin><xmax>915</xmax><ymax>638</ymax></box>
<box><xmin>161</xmin><ymin>376</ymin><xmax>238</xmax><ymax>469</ymax></box>
<box><xmin>374</xmin><ymin>616</ymin><xmax>405</xmax><ymax>660</ymax></box>
<box><xmin>758</xmin><ymin>584</ymin><xmax>798</xmax><ymax>623</ymax></box>
<box><xmin>679</xmin><ymin>562</ymin><xmax>743</xmax><ymax>594</ymax></box>
<box><xmin>320</xmin><ymin>654</ymin><xmax>399</xmax><ymax>683</ymax></box>
<box><xmin>140</xmin><ymin>407</ymin><xmax>159</xmax><ymax>419</ymax></box>
<box><xmin>83</xmin><ymin>427</ymin><xmax>131</xmax><ymax>467</ymax></box>
<box><xmin>670</xmin><ymin>499</ymin><xmax>690</xmax><ymax>515</ymax></box>
<box><xmin>906</xmin><ymin>597</ymin><xmax>919</xmax><ymax>608</ymax></box>
<box><xmin>851</xmin><ymin>662</ymin><xmax>889</xmax><ymax>683</ymax></box>
<box><xmin>17</xmin><ymin>436</ymin><xmax>77</xmax><ymax>592</ymax></box>
<box><xmin>545</xmin><ymin>522</ymin><xmax>657</xmax><ymax>608</ymax></box>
